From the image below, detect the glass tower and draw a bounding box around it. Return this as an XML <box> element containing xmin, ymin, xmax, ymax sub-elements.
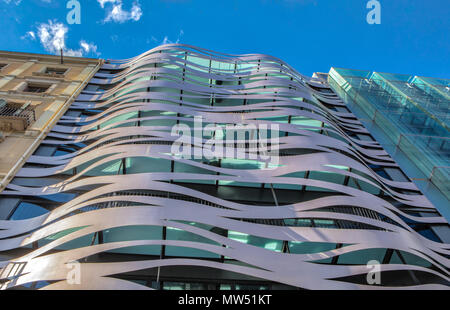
<box><xmin>328</xmin><ymin>68</ymin><xmax>449</xmax><ymax>220</ymax></box>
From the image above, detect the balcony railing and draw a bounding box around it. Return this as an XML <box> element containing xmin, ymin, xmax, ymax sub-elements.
<box><xmin>0</xmin><ymin>100</ymin><xmax>36</xmax><ymax>131</ymax></box>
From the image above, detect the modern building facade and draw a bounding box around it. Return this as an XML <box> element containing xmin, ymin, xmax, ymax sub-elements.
<box><xmin>0</xmin><ymin>44</ymin><xmax>449</xmax><ymax>290</ymax></box>
<box><xmin>328</xmin><ymin>68</ymin><xmax>450</xmax><ymax>221</ymax></box>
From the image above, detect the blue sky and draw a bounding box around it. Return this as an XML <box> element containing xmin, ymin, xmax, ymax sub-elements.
<box><xmin>1</xmin><ymin>0</ymin><xmax>449</xmax><ymax>78</ymax></box>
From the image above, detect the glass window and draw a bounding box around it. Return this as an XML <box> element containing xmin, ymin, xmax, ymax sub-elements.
<box><xmin>337</xmin><ymin>248</ymin><xmax>387</xmax><ymax>265</ymax></box>
<box><xmin>9</xmin><ymin>202</ymin><xmax>48</xmax><ymax>220</ymax></box>
<box><xmin>227</xmin><ymin>231</ymin><xmax>283</xmax><ymax>252</ymax></box>
<box><xmin>103</xmin><ymin>225</ymin><xmax>163</xmax><ymax>255</ymax></box>
<box><xmin>288</xmin><ymin>241</ymin><xmax>338</xmax><ymax>254</ymax></box>
<box><xmin>390</xmin><ymin>250</ymin><xmax>432</xmax><ymax>268</ymax></box>
<box><xmin>163</xmin><ymin>282</ymin><xmax>208</xmax><ymax>290</ymax></box>
<box><xmin>165</xmin><ymin>226</ymin><xmax>221</xmax><ymax>258</ymax></box>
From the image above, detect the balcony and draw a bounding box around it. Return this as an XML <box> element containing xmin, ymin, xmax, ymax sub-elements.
<box><xmin>0</xmin><ymin>100</ymin><xmax>36</xmax><ymax>131</ymax></box>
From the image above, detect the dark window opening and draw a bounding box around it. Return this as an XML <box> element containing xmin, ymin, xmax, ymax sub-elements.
<box><xmin>23</xmin><ymin>83</ymin><xmax>50</xmax><ymax>93</ymax></box>
<box><xmin>45</xmin><ymin>67</ymin><xmax>67</xmax><ymax>76</ymax></box>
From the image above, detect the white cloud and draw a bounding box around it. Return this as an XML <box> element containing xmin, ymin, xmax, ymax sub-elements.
<box><xmin>97</xmin><ymin>0</ymin><xmax>117</xmax><ymax>8</ymax></box>
<box><xmin>80</xmin><ymin>40</ymin><xmax>99</xmax><ymax>55</ymax></box>
<box><xmin>1</xmin><ymin>0</ymin><xmax>22</xmax><ymax>5</ymax></box>
<box><xmin>162</xmin><ymin>36</ymin><xmax>171</xmax><ymax>45</ymax></box>
<box><xmin>98</xmin><ymin>0</ymin><xmax>143</xmax><ymax>23</ymax></box>
<box><xmin>64</xmin><ymin>49</ymin><xmax>83</xmax><ymax>57</ymax></box>
<box><xmin>21</xmin><ymin>31</ymin><xmax>36</xmax><ymax>41</ymax></box>
<box><xmin>110</xmin><ymin>34</ymin><xmax>119</xmax><ymax>43</ymax></box>
<box><xmin>161</xmin><ymin>30</ymin><xmax>184</xmax><ymax>45</ymax></box>
<box><xmin>37</xmin><ymin>21</ymin><xmax>67</xmax><ymax>54</ymax></box>
<box><xmin>24</xmin><ymin>20</ymin><xmax>100</xmax><ymax>57</ymax></box>
<box><xmin>130</xmin><ymin>2</ymin><xmax>142</xmax><ymax>20</ymax></box>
